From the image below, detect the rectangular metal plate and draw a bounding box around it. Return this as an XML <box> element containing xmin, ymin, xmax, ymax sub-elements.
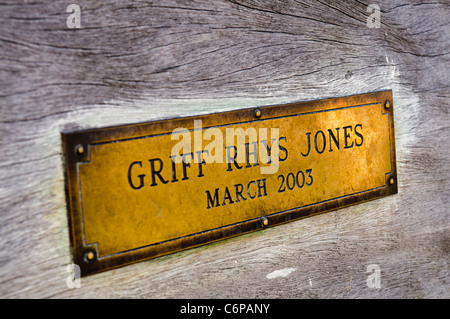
<box><xmin>62</xmin><ymin>90</ymin><xmax>397</xmax><ymax>276</ymax></box>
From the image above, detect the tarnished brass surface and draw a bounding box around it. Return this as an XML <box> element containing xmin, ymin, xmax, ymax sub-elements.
<box><xmin>62</xmin><ymin>90</ymin><xmax>397</xmax><ymax>276</ymax></box>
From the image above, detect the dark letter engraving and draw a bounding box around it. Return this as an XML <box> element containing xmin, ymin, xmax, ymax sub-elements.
<box><xmin>314</xmin><ymin>130</ymin><xmax>326</xmax><ymax>154</ymax></box>
<box><xmin>226</xmin><ymin>145</ymin><xmax>242</xmax><ymax>171</ymax></box>
<box><xmin>206</xmin><ymin>189</ymin><xmax>220</xmax><ymax>209</ymax></box>
<box><xmin>328</xmin><ymin>128</ymin><xmax>340</xmax><ymax>152</ymax></box>
<box><xmin>355</xmin><ymin>124</ymin><xmax>363</xmax><ymax>147</ymax></box>
<box><xmin>149</xmin><ymin>158</ymin><xmax>168</xmax><ymax>187</ymax></box>
<box><xmin>301</xmin><ymin>132</ymin><xmax>311</xmax><ymax>157</ymax></box>
<box><xmin>343</xmin><ymin>125</ymin><xmax>354</xmax><ymax>149</ymax></box>
<box><xmin>128</xmin><ymin>161</ymin><xmax>145</xmax><ymax>190</ymax></box>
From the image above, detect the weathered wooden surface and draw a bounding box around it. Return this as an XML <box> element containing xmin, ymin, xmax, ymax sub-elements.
<box><xmin>0</xmin><ymin>0</ymin><xmax>448</xmax><ymax>298</ymax></box>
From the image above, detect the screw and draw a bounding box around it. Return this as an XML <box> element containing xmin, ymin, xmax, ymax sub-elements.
<box><xmin>75</xmin><ymin>144</ymin><xmax>84</xmax><ymax>155</ymax></box>
<box><xmin>262</xmin><ymin>217</ymin><xmax>269</xmax><ymax>227</ymax></box>
<box><xmin>389</xmin><ymin>177</ymin><xmax>395</xmax><ymax>185</ymax></box>
<box><xmin>254</xmin><ymin>108</ymin><xmax>262</xmax><ymax>118</ymax></box>
<box><xmin>384</xmin><ymin>100</ymin><xmax>391</xmax><ymax>109</ymax></box>
<box><xmin>85</xmin><ymin>251</ymin><xmax>95</xmax><ymax>262</ymax></box>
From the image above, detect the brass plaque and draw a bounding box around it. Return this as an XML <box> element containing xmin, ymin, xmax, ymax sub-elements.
<box><xmin>62</xmin><ymin>90</ymin><xmax>397</xmax><ymax>276</ymax></box>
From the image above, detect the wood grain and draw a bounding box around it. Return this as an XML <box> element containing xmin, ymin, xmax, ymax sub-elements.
<box><xmin>0</xmin><ymin>0</ymin><xmax>449</xmax><ymax>298</ymax></box>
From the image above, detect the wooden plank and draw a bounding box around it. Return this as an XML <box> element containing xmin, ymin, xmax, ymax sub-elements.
<box><xmin>0</xmin><ymin>0</ymin><xmax>449</xmax><ymax>298</ymax></box>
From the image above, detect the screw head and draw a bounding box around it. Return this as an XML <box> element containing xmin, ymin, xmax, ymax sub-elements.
<box><xmin>262</xmin><ymin>217</ymin><xmax>269</xmax><ymax>227</ymax></box>
<box><xmin>389</xmin><ymin>177</ymin><xmax>395</xmax><ymax>185</ymax></box>
<box><xmin>75</xmin><ymin>144</ymin><xmax>84</xmax><ymax>155</ymax></box>
<box><xmin>385</xmin><ymin>100</ymin><xmax>391</xmax><ymax>109</ymax></box>
<box><xmin>85</xmin><ymin>251</ymin><xmax>95</xmax><ymax>262</ymax></box>
<box><xmin>254</xmin><ymin>108</ymin><xmax>262</xmax><ymax>118</ymax></box>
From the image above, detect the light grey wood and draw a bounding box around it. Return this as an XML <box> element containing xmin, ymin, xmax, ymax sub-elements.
<box><xmin>0</xmin><ymin>0</ymin><xmax>449</xmax><ymax>298</ymax></box>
